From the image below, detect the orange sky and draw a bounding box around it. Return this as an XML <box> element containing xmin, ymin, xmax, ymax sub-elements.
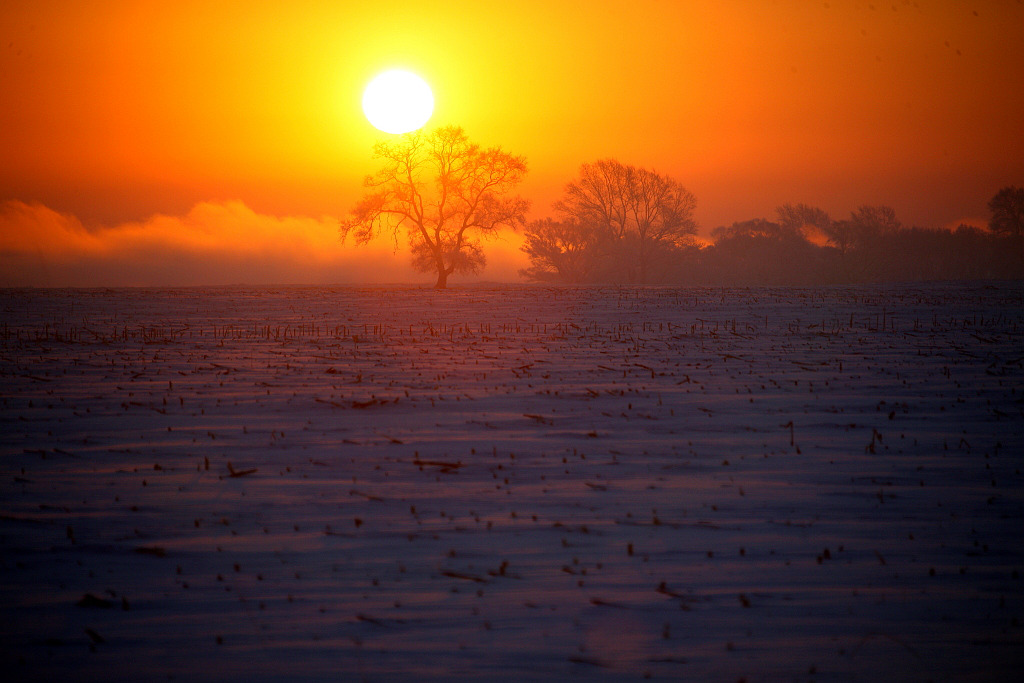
<box><xmin>2</xmin><ymin>0</ymin><xmax>1023</xmax><ymax>286</ymax></box>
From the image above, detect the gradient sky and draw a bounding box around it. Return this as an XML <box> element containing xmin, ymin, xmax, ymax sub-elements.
<box><xmin>3</xmin><ymin>0</ymin><xmax>1023</xmax><ymax>285</ymax></box>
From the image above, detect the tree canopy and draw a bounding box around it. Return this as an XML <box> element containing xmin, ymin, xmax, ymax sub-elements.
<box><xmin>517</xmin><ymin>218</ymin><xmax>594</xmax><ymax>283</ymax></box>
<box><xmin>988</xmin><ymin>186</ymin><xmax>1024</xmax><ymax>261</ymax></box>
<box><xmin>988</xmin><ymin>186</ymin><xmax>1024</xmax><ymax>238</ymax></box>
<box><xmin>520</xmin><ymin>159</ymin><xmax>697</xmax><ymax>283</ymax></box>
<box><xmin>776</xmin><ymin>203</ymin><xmax>831</xmax><ymax>239</ymax></box>
<box><xmin>340</xmin><ymin>126</ymin><xmax>529</xmax><ymax>288</ymax></box>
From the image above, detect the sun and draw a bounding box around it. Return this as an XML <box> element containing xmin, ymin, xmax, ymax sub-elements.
<box><xmin>362</xmin><ymin>70</ymin><xmax>434</xmax><ymax>135</ymax></box>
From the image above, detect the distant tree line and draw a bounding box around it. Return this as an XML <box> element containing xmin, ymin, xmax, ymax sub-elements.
<box><xmin>340</xmin><ymin>130</ymin><xmax>1022</xmax><ymax>287</ymax></box>
<box><xmin>521</xmin><ymin>172</ymin><xmax>1024</xmax><ymax>285</ymax></box>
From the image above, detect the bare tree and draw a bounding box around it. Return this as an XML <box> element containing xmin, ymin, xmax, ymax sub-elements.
<box><xmin>518</xmin><ymin>218</ymin><xmax>595</xmax><ymax>283</ymax></box>
<box><xmin>553</xmin><ymin>159</ymin><xmax>697</xmax><ymax>283</ymax></box>
<box><xmin>340</xmin><ymin>126</ymin><xmax>529</xmax><ymax>288</ymax></box>
<box><xmin>849</xmin><ymin>205</ymin><xmax>901</xmax><ymax>246</ymax></box>
<box><xmin>775</xmin><ymin>203</ymin><xmax>831</xmax><ymax>239</ymax></box>
<box><xmin>988</xmin><ymin>186</ymin><xmax>1024</xmax><ymax>259</ymax></box>
<box><xmin>817</xmin><ymin>219</ymin><xmax>855</xmax><ymax>255</ymax></box>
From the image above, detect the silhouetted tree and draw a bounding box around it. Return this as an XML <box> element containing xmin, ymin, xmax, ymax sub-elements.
<box><xmin>820</xmin><ymin>219</ymin><xmax>856</xmax><ymax>256</ymax></box>
<box><xmin>340</xmin><ymin>126</ymin><xmax>529</xmax><ymax>288</ymax></box>
<box><xmin>773</xmin><ymin>203</ymin><xmax>856</xmax><ymax>255</ymax></box>
<box><xmin>848</xmin><ymin>205</ymin><xmax>903</xmax><ymax>278</ymax></box>
<box><xmin>518</xmin><ymin>218</ymin><xmax>595</xmax><ymax>283</ymax></box>
<box><xmin>552</xmin><ymin>159</ymin><xmax>697</xmax><ymax>283</ymax></box>
<box><xmin>988</xmin><ymin>186</ymin><xmax>1024</xmax><ymax>259</ymax></box>
<box><xmin>849</xmin><ymin>205</ymin><xmax>901</xmax><ymax>245</ymax></box>
<box><xmin>705</xmin><ymin>218</ymin><xmax>821</xmax><ymax>285</ymax></box>
<box><xmin>775</xmin><ymin>203</ymin><xmax>831</xmax><ymax>240</ymax></box>
<box><xmin>988</xmin><ymin>186</ymin><xmax>1024</xmax><ymax>238</ymax></box>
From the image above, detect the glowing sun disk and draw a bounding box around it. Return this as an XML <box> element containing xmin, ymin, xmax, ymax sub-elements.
<box><xmin>362</xmin><ymin>70</ymin><xmax>434</xmax><ymax>134</ymax></box>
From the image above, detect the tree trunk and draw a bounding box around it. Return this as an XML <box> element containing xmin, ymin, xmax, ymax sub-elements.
<box><xmin>434</xmin><ymin>269</ymin><xmax>448</xmax><ymax>289</ymax></box>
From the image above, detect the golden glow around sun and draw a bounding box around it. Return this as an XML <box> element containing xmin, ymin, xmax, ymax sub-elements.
<box><xmin>362</xmin><ymin>70</ymin><xmax>434</xmax><ymax>134</ymax></box>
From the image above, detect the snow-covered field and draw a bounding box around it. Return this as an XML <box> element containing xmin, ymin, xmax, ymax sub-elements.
<box><xmin>2</xmin><ymin>283</ymin><xmax>1022</xmax><ymax>682</ymax></box>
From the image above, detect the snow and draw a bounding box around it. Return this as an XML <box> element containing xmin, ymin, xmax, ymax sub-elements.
<box><xmin>2</xmin><ymin>283</ymin><xmax>1023</xmax><ymax>681</ymax></box>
